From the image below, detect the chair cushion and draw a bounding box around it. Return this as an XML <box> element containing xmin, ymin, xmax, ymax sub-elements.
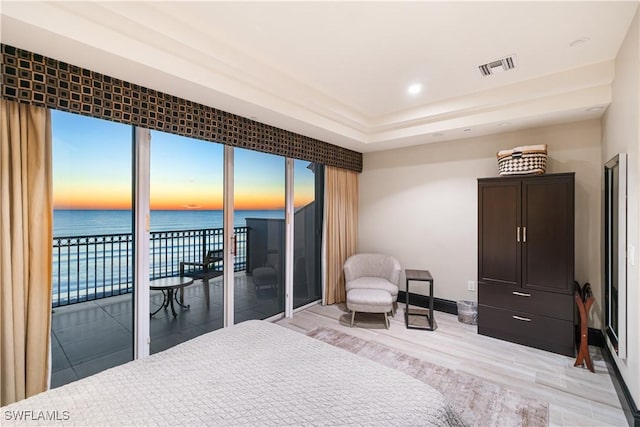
<box><xmin>253</xmin><ymin>267</ymin><xmax>277</xmax><ymax>286</ymax></box>
<box><xmin>346</xmin><ymin>276</ymin><xmax>399</xmax><ymax>298</ymax></box>
<box><xmin>347</xmin><ymin>289</ymin><xmax>393</xmax><ymax>313</ymax></box>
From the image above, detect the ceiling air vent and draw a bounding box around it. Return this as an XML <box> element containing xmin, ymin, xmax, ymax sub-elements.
<box><xmin>478</xmin><ymin>55</ymin><xmax>517</xmax><ymax>76</ymax></box>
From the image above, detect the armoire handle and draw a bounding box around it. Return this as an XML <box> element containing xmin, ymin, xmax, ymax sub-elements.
<box><xmin>523</xmin><ymin>226</ymin><xmax>527</xmax><ymax>242</ymax></box>
<box><xmin>512</xmin><ymin>291</ymin><xmax>531</xmax><ymax>297</ymax></box>
<box><xmin>516</xmin><ymin>227</ymin><xmax>520</xmax><ymax>242</ymax></box>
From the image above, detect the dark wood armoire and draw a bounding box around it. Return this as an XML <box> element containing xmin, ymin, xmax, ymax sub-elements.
<box><xmin>477</xmin><ymin>173</ymin><xmax>575</xmax><ymax>356</ymax></box>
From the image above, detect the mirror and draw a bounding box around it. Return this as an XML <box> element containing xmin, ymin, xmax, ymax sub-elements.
<box><xmin>604</xmin><ymin>153</ymin><xmax>627</xmax><ymax>358</ymax></box>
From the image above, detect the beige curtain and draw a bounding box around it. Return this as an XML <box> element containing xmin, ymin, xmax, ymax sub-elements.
<box><xmin>323</xmin><ymin>166</ymin><xmax>358</xmax><ymax>305</ymax></box>
<box><xmin>0</xmin><ymin>99</ymin><xmax>53</xmax><ymax>406</ymax></box>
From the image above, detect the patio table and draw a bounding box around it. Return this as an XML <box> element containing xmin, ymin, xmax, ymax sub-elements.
<box><xmin>150</xmin><ymin>276</ymin><xmax>194</xmax><ymax>317</ymax></box>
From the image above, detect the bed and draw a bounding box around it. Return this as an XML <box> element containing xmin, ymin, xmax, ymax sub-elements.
<box><xmin>2</xmin><ymin>321</ymin><xmax>467</xmax><ymax>426</ymax></box>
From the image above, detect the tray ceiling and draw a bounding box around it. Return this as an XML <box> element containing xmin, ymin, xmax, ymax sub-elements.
<box><xmin>1</xmin><ymin>1</ymin><xmax>637</xmax><ymax>152</ymax></box>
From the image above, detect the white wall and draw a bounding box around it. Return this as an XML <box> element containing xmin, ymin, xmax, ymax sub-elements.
<box><xmin>359</xmin><ymin>119</ymin><xmax>602</xmax><ymax>325</ymax></box>
<box><xmin>602</xmin><ymin>9</ymin><xmax>640</xmax><ymax>408</ymax></box>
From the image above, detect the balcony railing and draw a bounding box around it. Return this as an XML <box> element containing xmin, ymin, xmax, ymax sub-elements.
<box><xmin>52</xmin><ymin>227</ymin><xmax>247</xmax><ymax>307</ymax></box>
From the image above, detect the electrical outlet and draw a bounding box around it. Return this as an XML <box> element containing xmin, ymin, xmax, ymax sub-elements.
<box><xmin>467</xmin><ymin>280</ymin><xmax>476</xmax><ymax>291</ymax></box>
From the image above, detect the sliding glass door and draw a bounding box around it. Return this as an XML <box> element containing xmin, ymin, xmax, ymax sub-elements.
<box><xmin>51</xmin><ymin>111</ymin><xmax>134</xmax><ymax>387</ymax></box>
<box><xmin>51</xmin><ymin>110</ymin><xmax>322</xmax><ymax>382</ymax></box>
<box><xmin>233</xmin><ymin>148</ymin><xmax>286</xmax><ymax>322</ymax></box>
<box><xmin>148</xmin><ymin>131</ymin><xmax>224</xmax><ymax>354</ymax></box>
<box><xmin>293</xmin><ymin>161</ymin><xmax>323</xmax><ymax>309</ymax></box>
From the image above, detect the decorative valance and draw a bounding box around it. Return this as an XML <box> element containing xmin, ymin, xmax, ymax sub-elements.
<box><xmin>1</xmin><ymin>44</ymin><xmax>362</xmax><ymax>173</ymax></box>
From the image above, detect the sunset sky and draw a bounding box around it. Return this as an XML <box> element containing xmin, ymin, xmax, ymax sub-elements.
<box><xmin>52</xmin><ymin>110</ymin><xmax>315</xmax><ymax>210</ymax></box>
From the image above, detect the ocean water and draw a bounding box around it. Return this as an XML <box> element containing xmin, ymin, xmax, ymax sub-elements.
<box><xmin>52</xmin><ymin>209</ymin><xmax>285</xmax><ymax>305</ymax></box>
<box><xmin>54</xmin><ymin>209</ymin><xmax>285</xmax><ymax>237</ymax></box>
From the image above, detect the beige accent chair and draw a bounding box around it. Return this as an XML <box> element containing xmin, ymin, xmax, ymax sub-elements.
<box><xmin>344</xmin><ymin>253</ymin><xmax>401</xmax><ymax>327</ymax></box>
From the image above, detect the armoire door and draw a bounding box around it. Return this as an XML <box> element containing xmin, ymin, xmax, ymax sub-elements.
<box><xmin>521</xmin><ymin>175</ymin><xmax>574</xmax><ymax>294</ymax></box>
<box><xmin>478</xmin><ymin>180</ymin><xmax>521</xmax><ymax>287</ymax></box>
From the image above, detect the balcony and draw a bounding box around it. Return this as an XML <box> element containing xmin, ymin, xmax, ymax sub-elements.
<box><xmin>50</xmin><ymin>226</ymin><xmax>285</xmax><ymax>388</ymax></box>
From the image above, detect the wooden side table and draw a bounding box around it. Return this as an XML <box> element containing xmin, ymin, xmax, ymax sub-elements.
<box><xmin>405</xmin><ymin>269</ymin><xmax>435</xmax><ymax>331</ymax></box>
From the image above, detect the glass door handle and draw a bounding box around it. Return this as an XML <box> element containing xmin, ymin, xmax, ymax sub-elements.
<box><xmin>230</xmin><ymin>235</ymin><xmax>236</xmax><ymax>256</ymax></box>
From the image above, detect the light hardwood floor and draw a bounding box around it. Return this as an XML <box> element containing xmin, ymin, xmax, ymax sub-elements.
<box><xmin>277</xmin><ymin>303</ymin><xmax>627</xmax><ymax>427</ymax></box>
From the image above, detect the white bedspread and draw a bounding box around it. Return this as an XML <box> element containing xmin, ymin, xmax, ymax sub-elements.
<box><xmin>2</xmin><ymin>320</ymin><xmax>467</xmax><ymax>426</ymax></box>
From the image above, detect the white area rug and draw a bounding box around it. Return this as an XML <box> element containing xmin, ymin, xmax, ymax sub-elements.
<box><xmin>307</xmin><ymin>327</ymin><xmax>548</xmax><ymax>427</ymax></box>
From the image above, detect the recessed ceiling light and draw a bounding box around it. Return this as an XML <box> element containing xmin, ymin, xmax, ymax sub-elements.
<box><xmin>498</xmin><ymin>122</ymin><xmax>510</xmax><ymax>127</ymax></box>
<box><xmin>463</xmin><ymin>128</ymin><xmax>472</xmax><ymax>132</ymax></box>
<box><xmin>586</xmin><ymin>106</ymin><xmax>604</xmax><ymax>112</ymax></box>
<box><xmin>408</xmin><ymin>83</ymin><xmax>422</xmax><ymax>95</ymax></box>
<box><xmin>570</xmin><ymin>37</ymin><xmax>590</xmax><ymax>47</ymax></box>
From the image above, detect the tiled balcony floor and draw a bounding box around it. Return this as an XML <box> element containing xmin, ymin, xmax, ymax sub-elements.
<box><xmin>51</xmin><ymin>273</ymin><xmax>287</xmax><ymax>388</ymax></box>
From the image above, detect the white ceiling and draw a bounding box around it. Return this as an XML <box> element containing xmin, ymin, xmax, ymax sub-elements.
<box><xmin>1</xmin><ymin>1</ymin><xmax>638</xmax><ymax>153</ymax></box>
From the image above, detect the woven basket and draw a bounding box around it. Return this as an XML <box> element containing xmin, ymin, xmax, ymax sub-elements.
<box><xmin>497</xmin><ymin>144</ymin><xmax>547</xmax><ymax>176</ymax></box>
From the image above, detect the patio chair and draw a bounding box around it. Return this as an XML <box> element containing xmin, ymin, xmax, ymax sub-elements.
<box><xmin>179</xmin><ymin>249</ymin><xmax>223</xmax><ymax>308</ymax></box>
